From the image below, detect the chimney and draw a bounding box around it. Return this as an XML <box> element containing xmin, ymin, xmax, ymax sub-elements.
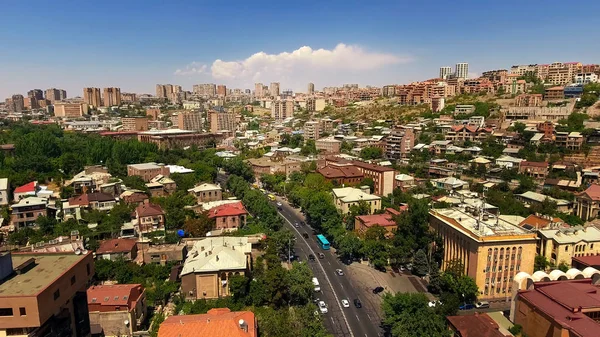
<box><xmin>238</xmin><ymin>319</ymin><xmax>247</xmax><ymax>332</ymax></box>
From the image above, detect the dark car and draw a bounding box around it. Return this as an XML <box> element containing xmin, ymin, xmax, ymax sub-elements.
<box><xmin>308</xmin><ymin>254</ymin><xmax>316</xmax><ymax>261</ymax></box>
<box><xmin>459</xmin><ymin>303</ymin><xmax>475</xmax><ymax>310</ymax></box>
<box><xmin>353</xmin><ymin>299</ymin><xmax>362</xmax><ymax>308</ymax></box>
<box><xmin>372</xmin><ymin>286</ymin><xmax>384</xmax><ymax>294</ymax></box>
<box><xmin>302</xmin><ymin>232</ymin><xmax>309</xmax><ymax>238</ymax></box>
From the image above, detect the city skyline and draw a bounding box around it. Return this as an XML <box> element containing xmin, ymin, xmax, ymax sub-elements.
<box><xmin>1</xmin><ymin>1</ymin><xmax>600</xmax><ymax>98</ymax></box>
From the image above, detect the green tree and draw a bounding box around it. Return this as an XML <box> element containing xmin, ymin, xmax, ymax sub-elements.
<box><xmin>336</xmin><ymin>232</ymin><xmax>363</xmax><ymax>262</ymax></box>
<box><xmin>413</xmin><ymin>249</ymin><xmax>430</xmax><ymax>277</ymax></box>
<box><xmin>360</xmin><ymin>146</ymin><xmax>383</xmax><ymax>160</ymax></box>
<box><xmin>288</xmin><ymin>262</ymin><xmax>314</xmax><ymax>305</ymax></box>
<box><xmin>557</xmin><ymin>261</ymin><xmax>569</xmax><ymax>272</ymax></box>
<box><xmin>534</xmin><ymin>255</ymin><xmax>550</xmax><ymax>271</ymax></box>
<box><xmin>382</xmin><ymin>292</ymin><xmax>448</xmax><ymax>337</ymax></box>
<box><xmin>183</xmin><ymin>211</ymin><xmax>215</xmax><ymax>237</ymax></box>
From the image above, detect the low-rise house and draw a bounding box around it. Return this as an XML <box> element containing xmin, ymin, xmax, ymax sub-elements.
<box><xmin>127</xmin><ymin>162</ymin><xmax>170</xmax><ymax>182</ymax></box>
<box><xmin>0</xmin><ymin>178</ymin><xmax>8</xmax><ymax>206</ymax></box>
<box><xmin>394</xmin><ymin>174</ymin><xmax>415</xmax><ymax>190</ymax></box>
<box><xmin>157</xmin><ymin>308</ymin><xmax>256</xmax><ymax>337</ymax></box>
<box><xmin>133</xmin><ymin>201</ymin><xmax>165</xmax><ymax>234</ymax></box>
<box><xmin>207</xmin><ymin>201</ymin><xmax>248</xmax><ymax>231</ymax></box>
<box><xmin>13</xmin><ymin>181</ymin><xmax>38</xmax><ymax>201</ymax></box>
<box><xmin>146</xmin><ymin>175</ymin><xmax>176</xmax><ymax>197</ymax></box>
<box><xmin>120</xmin><ymin>189</ymin><xmax>149</xmax><ymax>205</ymax></box>
<box><xmin>332</xmin><ymin>186</ymin><xmax>382</xmax><ymax>214</ymax></box>
<box><xmin>431</xmin><ymin>177</ymin><xmax>469</xmax><ymax>191</ymax></box>
<box><xmin>516</xmin><ymin>191</ymin><xmax>571</xmax><ymax>213</ymax></box>
<box><xmin>447</xmin><ymin>313</ymin><xmax>513</xmax><ymax>337</ymax></box>
<box><xmin>9</xmin><ymin>197</ymin><xmax>48</xmax><ymax>230</ymax></box>
<box><xmin>495</xmin><ymin>155</ymin><xmax>523</xmax><ymax>169</ymax></box>
<box><xmin>519</xmin><ymin>161</ymin><xmax>548</xmax><ymax>179</ymax></box>
<box><xmin>575</xmin><ymin>184</ymin><xmax>600</xmax><ymax>221</ymax></box>
<box><xmin>87</xmin><ymin>284</ymin><xmax>147</xmax><ymax>337</ymax></box>
<box><xmin>519</xmin><ymin>214</ymin><xmax>567</xmax><ymax>231</ymax></box>
<box><xmin>188</xmin><ymin>183</ymin><xmax>222</xmax><ymax>204</ymax></box>
<box><xmin>96</xmin><ymin>238</ymin><xmax>138</xmax><ymax>261</ymax></box>
<box><xmin>69</xmin><ymin>167</ymin><xmax>112</xmax><ymax>194</ymax></box>
<box><xmin>137</xmin><ymin>242</ymin><xmax>187</xmax><ymax>265</ymax></box>
<box><xmin>355</xmin><ymin>208</ymin><xmax>402</xmax><ymax>237</ymax></box>
<box><xmin>180</xmin><ymin>237</ymin><xmax>252</xmax><ymax>300</ymax></box>
<box><xmin>67</xmin><ymin>192</ymin><xmax>116</xmax><ymax>211</ymax></box>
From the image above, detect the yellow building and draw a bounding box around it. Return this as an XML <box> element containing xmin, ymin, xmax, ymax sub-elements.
<box><xmin>537</xmin><ymin>226</ymin><xmax>600</xmax><ymax>267</ymax></box>
<box><xmin>429</xmin><ymin>207</ymin><xmax>537</xmax><ymax>301</ymax></box>
<box><xmin>332</xmin><ymin>187</ymin><xmax>381</xmax><ymax>214</ymax></box>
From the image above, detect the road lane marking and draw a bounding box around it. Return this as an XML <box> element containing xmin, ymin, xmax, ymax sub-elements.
<box><xmin>367</xmin><ymin>313</ymin><xmax>371</xmax><ymax>320</ymax></box>
<box><xmin>280</xmin><ymin>210</ymin><xmax>354</xmax><ymax>337</ymax></box>
<box><xmin>355</xmin><ymin>314</ymin><xmax>360</xmax><ymax>322</ymax></box>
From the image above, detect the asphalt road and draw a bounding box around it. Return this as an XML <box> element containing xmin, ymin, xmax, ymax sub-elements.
<box><xmin>277</xmin><ymin>199</ymin><xmax>382</xmax><ymax>337</ymax></box>
<box><xmin>216</xmin><ymin>172</ymin><xmax>382</xmax><ymax>336</ymax></box>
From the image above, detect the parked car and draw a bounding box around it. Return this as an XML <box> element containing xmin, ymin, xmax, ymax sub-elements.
<box><xmin>318</xmin><ymin>253</ymin><xmax>325</xmax><ymax>259</ymax></box>
<box><xmin>276</xmin><ymin>202</ymin><xmax>282</xmax><ymax>207</ymax></box>
<box><xmin>353</xmin><ymin>298</ymin><xmax>362</xmax><ymax>308</ymax></box>
<box><xmin>475</xmin><ymin>301</ymin><xmax>490</xmax><ymax>309</ymax></box>
<box><xmin>335</xmin><ymin>269</ymin><xmax>344</xmax><ymax>276</ymax></box>
<box><xmin>459</xmin><ymin>303</ymin><xmax>475</xmax><ymax>310</ymax></box>
<box><xmin>372</xmin><ymin>286</ymin><xmax>384</xmax><ymax>294</ymax></box>
<box><xmin>341</xmin><ymin>299</ymin><xmax>350</xmax><ymax>308</ymax></box>
<box><xmin>302</xmin><ymin>232</ymin><xmax>309</xmax><ymax>238</ymax></box>
<box><xmin>318</xmin><ymin>301</ymin><xmax>328</xmax><ymax>314</ymax></box>
<box><xmin>308</xmin><ymin>254</ymin><xmax>316</xmax><ymax>261</ymax></box>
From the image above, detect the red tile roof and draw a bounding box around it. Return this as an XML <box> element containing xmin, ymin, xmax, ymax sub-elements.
<box><xmin>318</xmin><ymin>165</ymin><xmax>363</xmax><ymax>179</ymax></box>
<box><xmin>68</xmin><ymin>192</ymin><xmax>115</xmax><ymax>206</ymax></box>
<box><xmin>581</xmin><ymin>184</ymin><xmax>600</xmax><ymax>201</ymax></box>
<box><xmin>519</xmin><ymin>214</ymin><xmax>566</xmax><ymax>230</ymax></box>
<box><xmin>135</xmin><ymin>202</ymin><xmax>164</xmax><ymax>217</ymax></box>
<box><xmin>447</xmin><ymin>313</ymin><xmax>508</xmax><ymax>337</ymax></box>
<box><xmin>208</xmin><ymin>201</ymin><xmax>248</xmax><ymax>218</ymax></box>
<box><xmin>14</xmin><ymin>181</ymin><xmax>36</xmax><ymax>194</ymax></box>
<box><xmin>518</xmin><ymin>280</ymin><xmax>600</xmax><ymax>337</ymax></box>
<box><xmin>158</xmin><ymin>308</ymin><xmax>256</xmax><ymax>337</ymax></box>
<box><xmin>96</xmin><ymin>238</ymin><xmax>137</xmax><ymax>255</ymax></box>
<box><xmin>87</xmin><ymin>284</ymin><xmax>143</xmax><ymax>309</ymax></box>
<box><xmin>356</xmin><ymin>214</ymin><xmax>396</xmax><ymax>228</ymax></box>
<box><xmin>520</xmin><ymin>161</ymin><xmax>548</xmax><ymax>168</ymax></box>
<box><xmin>572</xmin><ymin>255</ymin><xmax>600</xmax><ymax>268</ymax></box>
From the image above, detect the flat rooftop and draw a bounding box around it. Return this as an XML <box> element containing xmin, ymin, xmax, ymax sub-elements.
<box><xmin>431</xmin><ymin>207</ymin><xmax>535</xmax><ymax>241</ymax></box>
<box><xmin>0</xmin><ymin>253</ymin><xmax>87</xmax><ymax>297</ymax></box>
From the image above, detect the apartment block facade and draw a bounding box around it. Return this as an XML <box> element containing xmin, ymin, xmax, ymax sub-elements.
<box><xmin>209</xmin><ymin>110</ymin><xmax>236</xmax><ymax>133</ymax></box>
<box><xmin>271</xmin><ymin>100</ymin><xmax>294</xmax><ymax>121</ymax></box>
<box><xmin>178</xmin><ymin>111</ymin><xmax>203</xmax><ymax>131</ymax></box>
<box><xmin>83</xmin><ymin>88</ymin><xmax>101</xmax><ymax>108</ymax></box>
<box><xmin>102</xmin><ymin>87</ymin><xmax>121</xmax><ymax>107</ymax></box>
<box><xmin>54</xmin><ymin>103</ymin><xmax>88</xmax><ymax>118</ymax></box>
<box><xmin>121</xmin><ymin>117</ymin><xmax>149</xmax><ymax>132</ymax></box>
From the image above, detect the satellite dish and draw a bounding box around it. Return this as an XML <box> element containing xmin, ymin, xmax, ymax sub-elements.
<box><xmin>74</xmin><ymin>249</ymin><xmax>81</xmax><ymax>255</ymax></box>
<box><xmin>82</xmin><ymin>249</ymin><xmax>89</xmax><ymax>255</ymax></box>
<box><xmin>58</xmin><ymin>237</ymin><xmax>63</xmax><ymax>243</ymax></box>
<box><xmin>124</xmin><ymin>320</ymin><xmax>129</xmax><ymax>326</ymax></box>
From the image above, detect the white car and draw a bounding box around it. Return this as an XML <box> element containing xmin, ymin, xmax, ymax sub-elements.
<box><xmin>276</xmin><ymin>202</ymin><xmax>282</xmax><ymax>207</ymax></box>
<box><xmin>318</xmin><ymin>301</ymin><xmax>328</xmax><ymax>314</ymax></box>
<box><xmin>336</xmin><ymin>269</ymin><xmax>344</xmax><ymax>276</ymax></box>
<box><xmin>428</xmin><ymin>300</ymin><xmax>442</xmax><ymax>308</ymax></box>
<box><xmin>341</xmin><ymin>299</ymin><xmax>350</xmax><ymax>308</ymax></box>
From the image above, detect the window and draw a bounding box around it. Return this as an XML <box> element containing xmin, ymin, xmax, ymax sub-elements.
<box><xmin>19</xmin><ymin>308</ymin><xmax>26</xmax><ymax>316</ymax></box>
<box><xmin>53</xmin><ymin>289</ymin><xmax>60</xmax><ymax>300</ymax></box>
<box><xmin>0</xmin><ymin>308</ymin><xmax>13</xmax><ymax>316</ymax></box>
<box><xmin>71</xmin><ymin>275</ymin><xmax>76</xmax><ymax>285</ymax></box>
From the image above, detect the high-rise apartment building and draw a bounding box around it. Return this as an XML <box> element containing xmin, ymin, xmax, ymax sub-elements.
<box><xmin>27</xmin><ymin>89</ymin><xmax>43</xmax><ymax>101</ymax></box>
<box><xmin>0</xmin><ymin>251</ymin><xmax>95</xmax><ymax>337</ymax></box>
<box><xmin>121</xmin><ymin>92</ymin><xmax>137</xmax><ymax>102</ymax></box>
<box><xmin>193</xmin><ymin>83</ymin><xmax>216</xmax><ymax>97</ymax></box>
<box><xmin>45</xmin><ymin>88</ymin><xmax>63</xmax><ymax>103</ymax></box>
<box><xmin>440</xmin><ymin>66</ymin><xmax>453</xmax><ymax>79</ymax></box>
<box><xmin>308</xmin><ymin>82</ymin><xmax>315</xmax><ymax>95</ymax></box>
<box><xmin>545</xmin><ymin>62</ymin><xmax>582</xmax><ymax>85</ymax></box>
<box><xmin>60</xmin><ymin>89</ymin><xmax>67</xmax><ymax>100</ymax></box>
<box><xmin>455</xmin><ymin>63</ymin><xmax>469</xmax><ymax>79</ymax></box>
<box><xmin>384</xmin><ymin>128</ymin><xmax>415</xmax><ymax>160</ymax></box>
<box><xmin>254</xmin><ymin>83</ymin><xmax>264</xmax><ymax>98</ymax></box>
<box><xmin>178</xmin><ymin>111</ymin><xmax>203</xmax><ymax>131</ymax></box>
<box><xmin>270</xmin><ymin>82</ymin><xmax>280</xmax><ymax>97</ymax></box>
<box><xmin>102</xmin><ymin>87</ymin><xmax>121</xmax><ymax>107</ymax></box>
<box><xmin>216</xmin><ymin>85</ymin><xmax>227</xmax><ymax>97</ymax></box>
<box><xmin>271</xmin><ymin>100</ymin><xmax>294</xmax><ymax>121</ymax></box>
<box><xmin>156</xmin><ymin>84</ymin><xmax>166</xmax><ymax>98</ymax></box>
<box><xmin>209</xmin><ymin>110</ymin><xmax>236</xmax><ymax>133</ymax></box>
<box><xmin>83</xmin><ymin>87</ymin><xmax>102</xmax><ymax>108</ymax></box>
<box><xmin>5</xmin><ymin>94</ymin><xmax>25</xmax><ymax>112</ymax></box>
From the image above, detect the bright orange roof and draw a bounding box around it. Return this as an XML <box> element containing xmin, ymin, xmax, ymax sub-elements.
<box><xmin>158</xmin><ymin>308</ymin><xmax>256</xmax><ymax>337</ymax></box>
<box><xmin>207</xmin><ymin>201</ymin><xmax>248</xmax><ymax>218</ymax></box>
<box><xmin>87</xmin><ymin>284</ymin><xmax>144</xmax><ymax>309</ymax></box>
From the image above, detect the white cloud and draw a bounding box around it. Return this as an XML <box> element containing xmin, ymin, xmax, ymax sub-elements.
<box><xmin>209</xmin><ymin>43</ymin><xmax>409</xmax><ymax>80</ymax></box>
<box><xmin>174</xmin><ymin>43</ymin><xmax>412</xmax><ymax>89</ymax></box>
<box><xmin>174</xmin><ymin>62</ymin><xmax>207</xmax><ymax>76</ymax></box>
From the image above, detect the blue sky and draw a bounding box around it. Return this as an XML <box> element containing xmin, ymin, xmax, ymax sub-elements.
<box><xmin>1</xmin><ymin>0</ymin><xmax>599</xmax><ymax>99</ymax></box>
